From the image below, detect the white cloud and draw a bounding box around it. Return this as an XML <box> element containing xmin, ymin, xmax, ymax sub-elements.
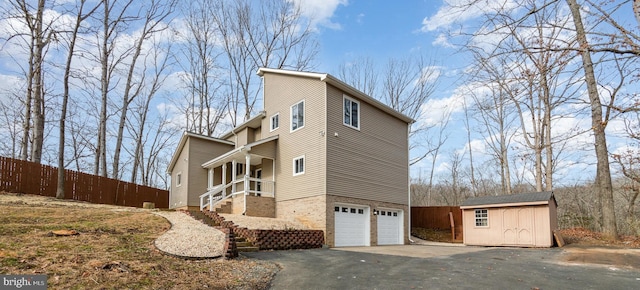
<box><xmin>432</xmin><ymin>33</ymin><xmax>455</xmax><ymax>48</ymax></box>
<box><xmin>421</xmin><ymin>0</ymin><xmax>519</xmax><ymax>32</ymax></box>
<box><xmin>288</xmin><ymin>0</ymin><xmax>348</xmax><ymax>30</ymax></box>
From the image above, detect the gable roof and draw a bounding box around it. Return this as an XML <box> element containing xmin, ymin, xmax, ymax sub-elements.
<box><xmin>257</xmin><ymin>68</ymin><xmax>415</xmax><ymax>124</ymax></box>
<box><xmin>460</xmin><ymin>191</ymin><xmax>555</xmax><ymax>209</ymax></box>
<box><xmin>220</xmin><ymin>111</ymin><xmax>266</xmax><ymax>140</ymax></box>
<box><xmin>167</xmin><ymin>132</ymin><xmax>235</xmax><ymax>174</ymax></box>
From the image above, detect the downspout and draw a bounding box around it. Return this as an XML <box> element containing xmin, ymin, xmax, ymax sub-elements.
<box><xmin>408</xmin><ymin>123</ymin><xmax>414</xmax><ymax>244</ymax></box>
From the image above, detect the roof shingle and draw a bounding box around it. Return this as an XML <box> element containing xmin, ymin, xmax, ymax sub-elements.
<box><xmin>461</xmin><ymin>191</ymin><xmax>554</xmax><ymax>207</ymax></box>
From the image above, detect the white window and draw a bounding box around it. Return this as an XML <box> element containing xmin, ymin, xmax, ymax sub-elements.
<box><xmin>270</xmin><ymin>113</ymin><xmax>279</xmax><ymax>131</ymax></box>
<box><xmin>293</xmin><ymin>155</ymin><xmax>305</xmax><ymax>176</ymax></box>
<box><xmin>291</xmin><ymin>100</ymin><xmax>304</xmax><ymax>132</ymax></box>
<box><xmin>235</xmin><ymin>163</ymin><xmax>244</xmax><ymax>175</ymax></box>
<box><xmin>176</xmin><ymin>172</ymin><xmax>182</xmax><ymax>187</ymax></box>
<box><xmin>343</xmin><ymin>95</ymin><xmax>360</xmax><ymax>129</ymax></box>
<box><xmin>475</xmin><ymin>209</ymin><xmax>488</xmax><ymax>227</ymax></box>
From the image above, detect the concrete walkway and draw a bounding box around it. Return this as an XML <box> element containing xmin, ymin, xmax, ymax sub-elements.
<box><xmin>333</xmin><ymin>243</ymin><xmax>490</xmax><ymax>259</ymax></box>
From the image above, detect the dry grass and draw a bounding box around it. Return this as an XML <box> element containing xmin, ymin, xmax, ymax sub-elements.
<box><xmin>558</xmin><ymin>227</ymin><xmax>640</xmax><ymax>248</ymax></box>
<box><xmin>0</xmin><ymin>193</ymin><xmax>278</xmax><ymax>289</ymax></box>
<box><xmin>411</xmin><ymin>228</ymin><xmax>462</xmax><ymax>243</ymax></box>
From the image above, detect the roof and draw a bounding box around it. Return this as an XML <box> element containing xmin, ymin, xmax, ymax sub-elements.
<box><xmin>220</xmin><ymin>111</ymin><xmax>266</xmax><ymax>140</ymax></box>
<box><xmin>460</xmin><ymin>191</ymin><xmax>555</xmax><ymax>209</ymax></box>
<box><xmin>201</xmin><ymin>135</ymin><xmax>279</xmax><ymax>169</ymax></box>
<box><xmin>257</xmin><ymin>68</ymin><xmax>415</xmax><ymax>124</ymax></box>
<box><xmin>166</xmin><ymin>132</ymin><xmax>235</xmax><ymax>174</ymax></box>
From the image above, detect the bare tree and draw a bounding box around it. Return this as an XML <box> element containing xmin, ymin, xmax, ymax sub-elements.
<box><xmin>127</xmin><ymin>36</ymin><xmax>174</xmax><ymax>185</ymax></box>
<box><xmin>5</xmin><ymin>0</ymin><xmax>57</xmax><ymax>163</ymax></box>
<box><xmin>94</xmin><ymin>0</ymin><xmax>136</xmax><ymax>177</ymax></box>
<box><xmin>336</xmin><ymin>56</ymin><xmax>378</xmax><ymax>97</ymax></box>
<box><xmin>56</xmin><ymin>0</ymin><xmax>101</xmax><ymax>199</ymax></box>
<box><xmin>211</xmin><ymin>0</ymin><xmax>318</xmax><ymax>125</ymax></box>
<box><xmin>566</xmin><ymin>0</ymin><xmax>617</xmax><ymax>239</ymax></box>
<box><xmin>111</xmin><ymin>0</ymin><xmax>176</xmax><ymax>179</ymax></box>
<box><xmin>175</xmin><ymin>0</ymin><xmax>228</xmax><ymax>136</ymax></box>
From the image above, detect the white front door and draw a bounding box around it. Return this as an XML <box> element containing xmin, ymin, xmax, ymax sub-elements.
<box><xmin>377</xmin><ymin>209</ymin><xmax>403</xmax><ymax>245</ymax></box>
<box><xmin>334</xmin><ymin>205</ymin><xmax>369</xmax><ymax>247</ymax></box>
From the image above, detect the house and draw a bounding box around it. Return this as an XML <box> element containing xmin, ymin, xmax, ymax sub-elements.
<box><xmin>167</xmin><ymin>68</ymin><xmax>414</xmax><ymax>247</ymax></box>
<box><xmin>460</xmin><ymin>192</ymin><xmax>558</xmax><ymax>247</ymax></box>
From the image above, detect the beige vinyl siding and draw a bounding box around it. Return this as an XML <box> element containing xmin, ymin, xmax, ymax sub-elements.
<box><xmin>186</xmin><ymin>138</ymin><xmax>234</xmax><ymax>206</ymax></box>
<box><xmin>169</xmin><ymin>139</ymin><xmax>190</xmax><ymax>209</ymax></box>
<box><xmin>235</xmin><ymin>128</ymin><xmax>249</xmax><ymax>147</ymax></box>
<box><xmin>326</xmin><ymin>84</ymin><xmax>409</xmax><ymax>205</ymax></box>
<box><xmin>249</xmin><ymin>140</ymin><xmax>276</xmax><ymax>159</ymax></box>
<box><xmin>260</xmin><ymin>72</ymin><xmax>326</xmax><ymax>202</ymax></box>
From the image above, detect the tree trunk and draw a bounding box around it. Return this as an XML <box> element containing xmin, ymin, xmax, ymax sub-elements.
<box><xmin>567</xmin><ymin>0</ymin><xmax>618</xmax><ymax>240</ymax></box>
<box><xmin>30</xmin><ymin>0</ymin><xmax>46</xmax><ymax>164</ymax></box>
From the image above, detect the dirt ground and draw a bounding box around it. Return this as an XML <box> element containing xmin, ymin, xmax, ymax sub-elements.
<box><xmin>0</xmin><ymin>192</ymin><xmax>278</xmax><ymax>289</ymax></box>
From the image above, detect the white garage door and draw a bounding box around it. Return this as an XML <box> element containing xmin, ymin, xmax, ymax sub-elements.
<box><xmin>377</xmin><ymin>209</ymin><xmax>402</xmax><ymax>245</ymax></box>
<box><xmin>334</xmin><ymin>205</ymin><xmax>369</xmax><ymax>247</ymax></box>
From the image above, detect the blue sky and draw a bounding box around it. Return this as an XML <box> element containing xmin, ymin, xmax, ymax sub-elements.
<box><xmin>297</xmin><ymin>0</ymin><xmax>639</xmax><ymax>186</ymax></box>
<box><xmin>314</xmin><ymin>0</ymin><xmax>439</xmax><ymax>72</ymax></box>
<box><xmin>1</xmin><ymin>0</ymin><xmax>637</xmax><ymax>188</ymax></box>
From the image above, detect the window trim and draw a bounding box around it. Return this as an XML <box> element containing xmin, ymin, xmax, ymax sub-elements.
<box><xmin>474</xmin><ymin>209</ymin><xmax>488</xmax><ymax>227</ymax></box>
<box><xmin>235</xmin><ymin>163</ymin><xmax>244</xmax><ymax>176</ymax></box>
<box><xmin>343</xmin><ymin>95</ymin><xmax>360</xmax><ymax>130</ymax></box>
<box><xmin>293</xmin><ymin>155</ymin><xmax>305</xmax><ymax>176</ymax></box>
<box><xmin>176</xmin><ymin>172</ymin><xmax>182</xmax><ymax>187</ymax></box>
<box><xmin>270</xmin><ymin>113</ymin><xmax>279</xmax><ymax>132</ymax></box>
<box><xmin>290</xmin><ymin>100</ymin><xmax>305</xmax><ymax>132</ymax></box>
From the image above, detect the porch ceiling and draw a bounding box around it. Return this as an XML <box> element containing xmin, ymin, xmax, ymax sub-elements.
<box><xmin>201</xmin><ymin>135</ymin><xmax>278</xmax><ymax>169</ymax></box>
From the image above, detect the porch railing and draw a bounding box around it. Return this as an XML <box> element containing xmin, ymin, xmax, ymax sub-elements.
<box><xmin>199</xmin><ymin>177</ymin><xmax>275</xmax><ymax>211</ymax></box>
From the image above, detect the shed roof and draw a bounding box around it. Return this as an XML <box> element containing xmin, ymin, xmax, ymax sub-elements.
<box><xmin>460</xmin><ymin>191</ymin><xmax>554</xmax><ymax>209</ymax></box>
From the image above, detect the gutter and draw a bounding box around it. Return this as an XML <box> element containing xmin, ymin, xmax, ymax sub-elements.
<box><xmin>407</xmin><ymin>123</ymin><xmax>414</xmax><ymax>244</ymax></box>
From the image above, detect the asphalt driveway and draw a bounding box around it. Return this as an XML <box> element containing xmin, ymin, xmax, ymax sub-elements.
<box><xmin>243</xmin><ymin>244</ymin><xmax>640</xmax><ymax>289</ymax></box>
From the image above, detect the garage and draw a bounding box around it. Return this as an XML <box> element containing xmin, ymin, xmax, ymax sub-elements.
<box><xmin>334</xmin><ymin>205</ymin><xmax>369</xmax><ymax>247</ymax></box>
<box><xmin>460</xmin><ymin>191</ymin><xmax>558</xmax><ymax>248</ymax></box>
<box><xmin>377</xmin><ymin>209</ymin><xmax>403</xmax><ymax>245</ymax></box>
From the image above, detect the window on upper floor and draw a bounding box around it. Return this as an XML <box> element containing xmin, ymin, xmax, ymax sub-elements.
<box><xmin>270</xmin><ymin>113</ymin><xmax>279</xmax><ymax>132</ymax></box>
<box><xmin>176</xmin><ymin>172</ymin><xmax>182</xmax><ymax>187</ymax></box>
<box><xmin>291</xmin><ymin>100</ymin><xmax>304</xmax><ymax>132</ymax></box>
<box><xmin>343</xmin><ymin>95</ymin><xmax>360</xmax><ymax>130</ymax></box>
<box><xmin>293</xmin><ymin>155</ymin><xmax>305</xmax><ymax>176</ymax></box>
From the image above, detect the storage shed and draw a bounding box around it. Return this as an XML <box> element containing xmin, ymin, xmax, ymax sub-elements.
<box><xmin>460</xmin><ymin>192</ymin><xmax>558</xmax><ymax>247</ymax></box>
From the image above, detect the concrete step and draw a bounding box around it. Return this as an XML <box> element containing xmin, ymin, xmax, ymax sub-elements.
<box><xmin>236</xmin><ymin>241</ymin><xmax>253</xmax><ymax>247</ymax></box>
<box><xmin>237</xmin><ymin>246</ymin><xmax>259</xmax><ymax>252</ymax></box>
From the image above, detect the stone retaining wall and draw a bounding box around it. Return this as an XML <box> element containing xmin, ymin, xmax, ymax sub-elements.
<box><xmin>201</xmin><ymin>210</ymin><xmax>324</xmax><ymax>251</ymax></box>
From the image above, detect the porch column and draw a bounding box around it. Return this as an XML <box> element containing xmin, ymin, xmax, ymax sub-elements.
<box><xmin>244</xmin><ymin>154</ymin><xmax>251</xmax><ymax>196</ymax></box>
<box><xmin>221</xmin><ymin>163</ymin><xmax>227</xmax><ymax>198</ymax></box>
<box><xmin>231</xmin><ymin>160</ymin><xmax>237</xmax><ymax>194</ymax></box>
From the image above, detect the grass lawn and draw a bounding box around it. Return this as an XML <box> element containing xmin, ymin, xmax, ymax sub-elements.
<box><xmin>0</xmin><ymin>194</ymin><xmax>277</xmax><ymax>289</ymax></box>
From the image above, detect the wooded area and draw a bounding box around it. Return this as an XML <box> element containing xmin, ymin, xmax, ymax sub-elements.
<box><xmin>0</xmin><ymin>0</ymin><xmax>639</xmax><ymax>238</ymax></box>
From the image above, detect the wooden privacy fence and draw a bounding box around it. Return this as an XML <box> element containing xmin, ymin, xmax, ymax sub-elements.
<box><xmin>0</xmin><ymin>156</ymin><xmax>169</xmax><ymax>208</ymax></box>
<box><xmin>412</xmin><ymin>206</ymin><xmax>463</xmax><ymax>241</ymax></box>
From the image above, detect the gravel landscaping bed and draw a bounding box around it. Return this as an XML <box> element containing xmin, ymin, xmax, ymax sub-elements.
<box><xmin>153</xmin><ymin>211</ymin><xmax>226</xmax><ymax>258</ymax></box>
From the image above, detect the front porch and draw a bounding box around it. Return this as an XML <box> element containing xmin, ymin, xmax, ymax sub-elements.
<box><xmin>199</xmin><ymin>136</ymin><xmax>278</xmax><ymax>217</ymax></box>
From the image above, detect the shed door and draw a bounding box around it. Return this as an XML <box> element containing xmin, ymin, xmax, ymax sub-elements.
<box><xmin>335</xmin><ymin>205</ymin><xmax>369</xmax><ymax>247</ymax></box>
<box><xmin>377</xmin><ymin>209</ymin><xmax>403</xmax><ymax>245</ymax></box>
<box><xmin>502</xmin><ymin>208</ymin><xmax>533</xmax><ymax>246</ymax></box>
